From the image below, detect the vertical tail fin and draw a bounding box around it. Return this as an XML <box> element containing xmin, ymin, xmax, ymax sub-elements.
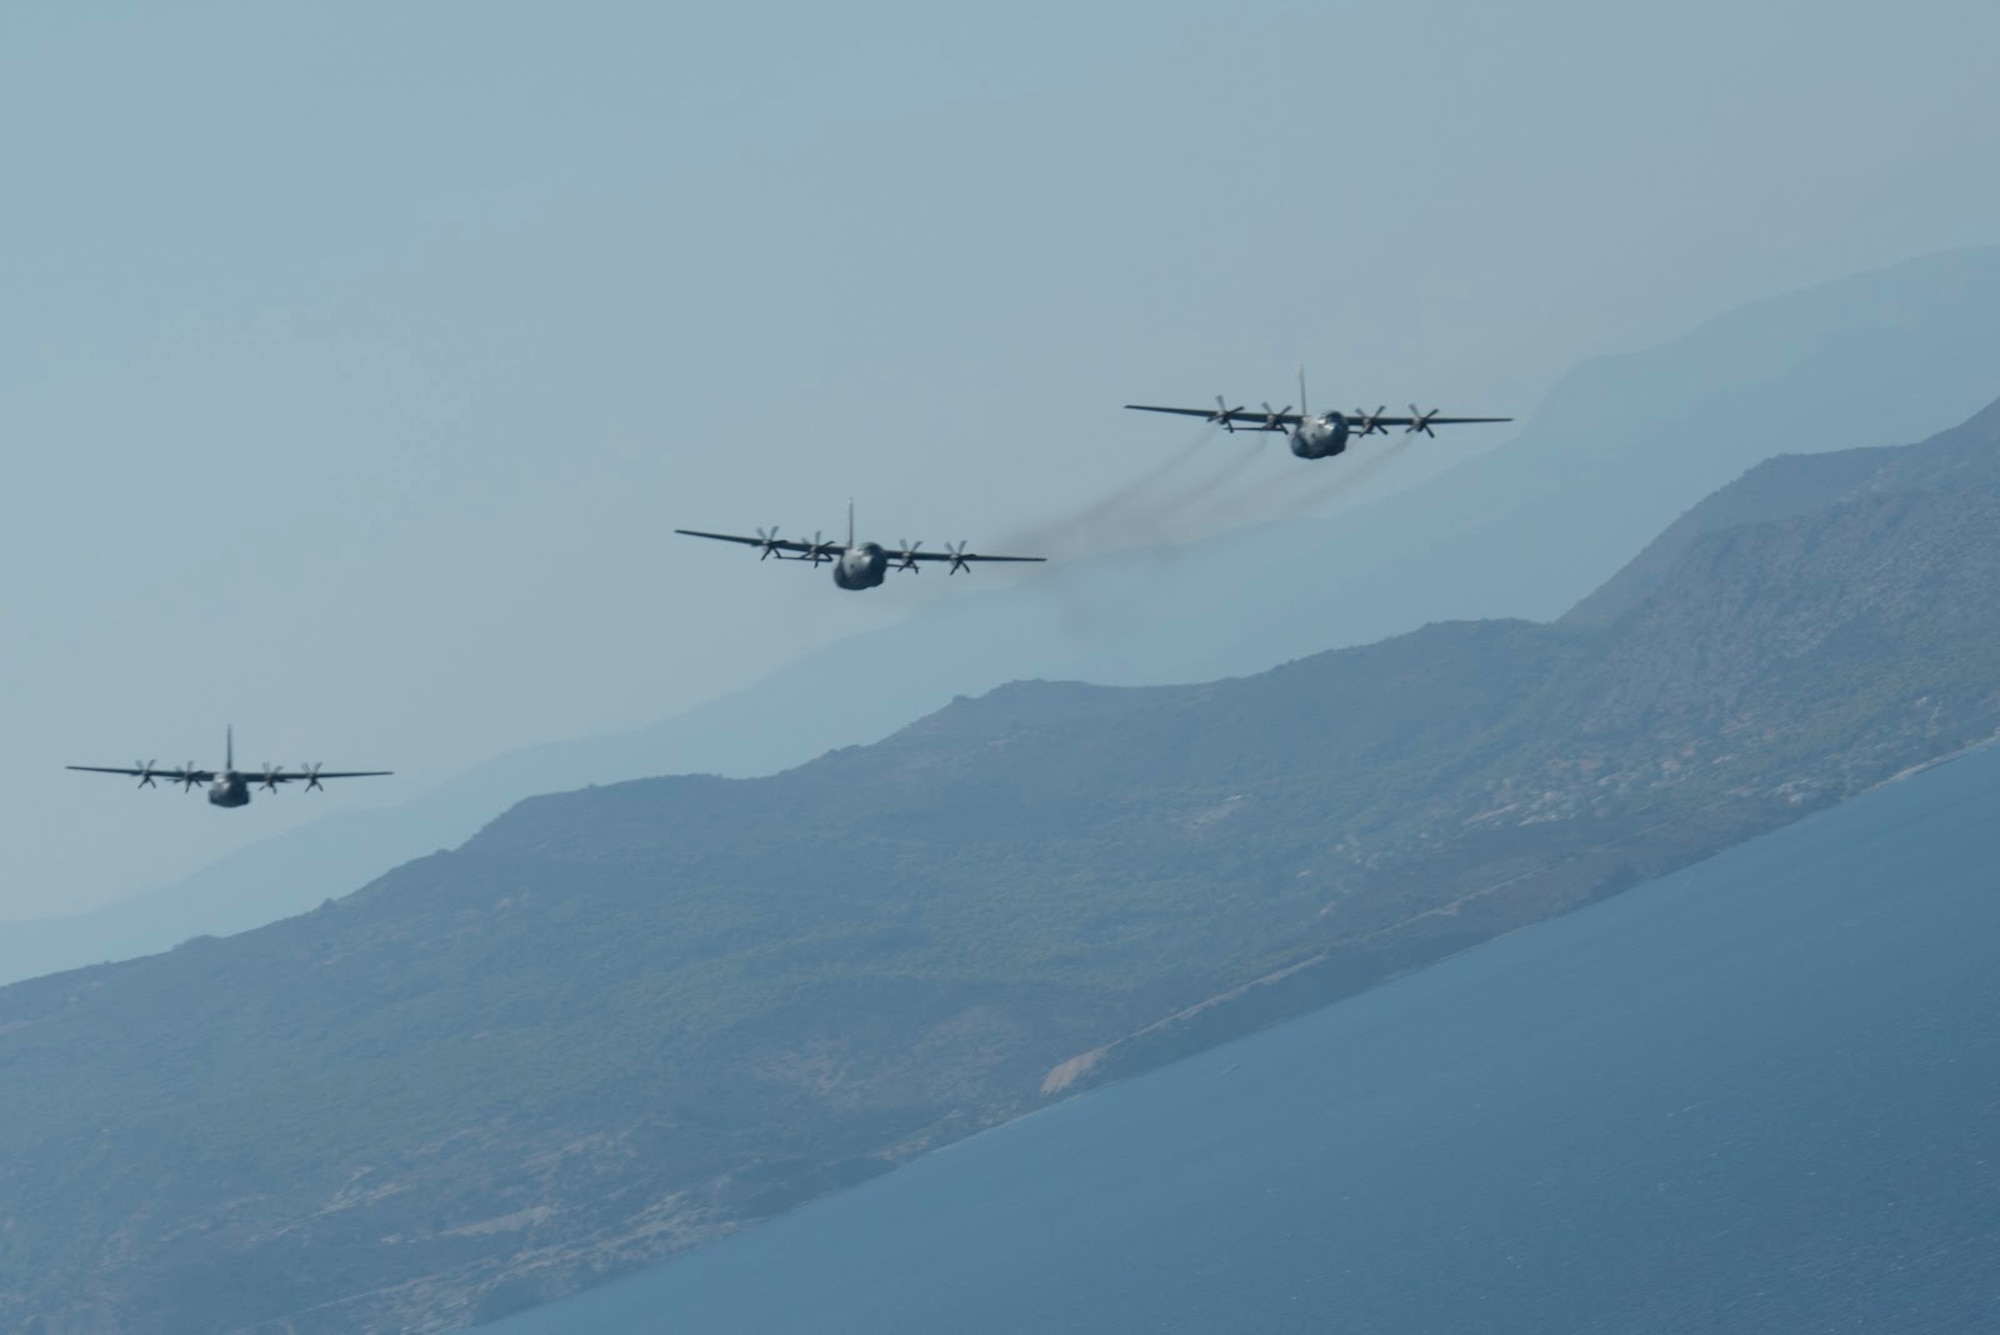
<box><xmin>847</xmin><ymin>498</ymin><xmax>855</xmax><ymax>549</ymax></box>
<box><xmin>1298</xmin><ymin>364</ymin><xmax>1308</xmax><ymax>417</ymax></box>
<box><xmin>226</xmin><ymin>724</ymin><xmax>234</xmax><ymax>772</ymax></box>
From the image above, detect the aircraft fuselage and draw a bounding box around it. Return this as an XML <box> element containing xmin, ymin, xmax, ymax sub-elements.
<box><xmin>831</xmin><ymin>542</ymin><xmax>890</xmax><ymax>590</ymax></box>
<box><xmin>209</xmin><ymin>772</ymin><xmax>252</xmax><ymax>807</ymax></box>
<box><xmin>1289</xmin><ymin>413</ymin><xmax>1351</xmax><ymax>460</ymax></box>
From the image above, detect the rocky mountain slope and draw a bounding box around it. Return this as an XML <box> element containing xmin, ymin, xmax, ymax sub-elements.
<box><xmin>5</xmin><ymin>397</ymin><xmax>2000</xmax><ymax>1332</ymax></box>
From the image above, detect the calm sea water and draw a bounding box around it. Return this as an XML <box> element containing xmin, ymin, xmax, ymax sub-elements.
<box><xmin>492</xmin><ymin>747</ymin><xmax>2000</xmax><ymax>1333</ymax></box>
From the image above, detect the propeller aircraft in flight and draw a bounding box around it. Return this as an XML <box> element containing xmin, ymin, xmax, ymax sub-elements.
<box><xmin>676</xmin><ymin>504</ymin><xmax>1045</xmax><ymax>591</ymax></box>
<box><xmin>68</xmin><ymin>727</ymin><xmax>391</xmax><ymax>809</ymax></box>
<box><xmin>1126</xmin><ymin>367</ymin><xmax>1511</xmax><ymax>460</ymax></box>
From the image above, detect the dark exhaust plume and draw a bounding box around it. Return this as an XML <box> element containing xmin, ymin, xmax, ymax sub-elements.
<box><xmin>1008</xmin><ymin>429</ymin><xmax>1424</xmax><ymax>568</ymax></box>
<box><xmin>1000</xmin><ymin>431</ymin><xmax>1425</xmax><ymax>643</ymax></box>
<box><xmin>1219</xmin><ymin>434</ymin><xmax>1419</xmax><ymax>523</ymax></box>
<box><xmin>999</xmin><ymin>423</ymin><xmax>1221</xmax><ymax>557</ymax></box>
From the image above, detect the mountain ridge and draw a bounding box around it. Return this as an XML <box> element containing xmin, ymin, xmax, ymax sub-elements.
<box><xmin>8</xmin><ymin>247</ymin><xmax>2000</xmax><ymax>990</ymax></box>
<box><xmin>8</xmin><ymin>390</ymin><xmax>2000</xmax><ymax>1332</ymax></box>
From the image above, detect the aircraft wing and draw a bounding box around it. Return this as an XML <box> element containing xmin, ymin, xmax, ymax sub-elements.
<box><xmin>889</xmin><ymin>548</ymin><xmax>1046</xmax><ymax>567</ymax></box>
<box><xmin>67</xmin><ymin>765</ymin><xmax>212</xmax><ymax>781</ymax></box>
<box><xmin>256</xmin><ymin>769</ymin><xmax>394</xmax><ymax>782</ymax></box>
<box><xmin>1126</xmin><ymin>404</ymin><xmax>1514</xmax><ymax>433</ymax></box>
<box><xmin>1123</xmin><ymin>404</ymin><xmax>1298</xmax><ymax>430</ymax></box>
<box><xmin>674</xmin><ymin>528</ymin><xmax>829</xmax><ymax>558</ymax></box>
<box><xmin>1357</xmin><ymin>415</ymin><xmax>1514</xmax><ymax>428</ymax></box>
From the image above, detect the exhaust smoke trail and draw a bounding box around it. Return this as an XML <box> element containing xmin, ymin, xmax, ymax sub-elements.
<box><xmin>1000</xmin><ymin>422</ymin><xmax>1221</xmax><ymax>556</ymax></box>
<box><xmin>1289</xmin><ymin>434</ymin><xmax>1419</xmax><ymax>510</ymax></box>
<box><xmin>996</xmin><ymin>424</ymin><xmax>1267</xmax><ymax>645</ymax></box>
<box><xmin>1001</xmin><ymin>428</ymin><xmax>1425</xmax><ymax>645</ymax></box>
<box><xmin>1165</xmin><ymin>434</ymin><xmax>1421</xmax><ymax>532</ymax></box>
<box><xmin>1010</xmin><ymin>429</ymin><xmax>1424</xmax><ymax>568</ymax></box>
<box><xmin>1137</xmin><ymin>435</ymin><xmax>1270</xmax><ymax>529</ymax></box>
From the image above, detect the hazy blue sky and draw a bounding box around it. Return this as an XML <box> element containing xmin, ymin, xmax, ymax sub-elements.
<box><xmin>5</xmin><ymin>0</ymin><xmax>1999</xmax><ymax>918</ymax></box>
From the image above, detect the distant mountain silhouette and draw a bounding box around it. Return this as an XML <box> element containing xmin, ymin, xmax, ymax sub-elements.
<box><xmin>1568</xmin><ymin>396</ymin><xmax>2000</xmax><ymax>625</ymax></box>
<box><xmin>8</xmin><ymin>388</ymin><xmax>2000</xmax><ymax>1331</ymax></box>
<box><xmin>5</xmin><ymin>247</ymin><xmax>2000</xmax><ymax>988</ymax></box>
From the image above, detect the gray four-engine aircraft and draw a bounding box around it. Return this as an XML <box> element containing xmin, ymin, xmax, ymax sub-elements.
<box><xmin>676</xmin><ymin>504</ymin><xmax>1045</xmax><ymax>591</ymax></box>
<box><xmin>1126</xmin><ymin>367</ymin><xmax>1511</xmax><ymax>460</ymax></box>
<box><xmin>68</xmin><ymin>727</ymin><xmax>391</xmax><ymax>809</ymax></box>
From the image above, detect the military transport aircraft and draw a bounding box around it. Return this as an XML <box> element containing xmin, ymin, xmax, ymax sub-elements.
<box><xmin>675</xmin><ymin>505</ymin><xmax>1045</xmax><ymax>591</ymax></box>
<box><xmin>1125</xmin><ymin>368</ymin><xmax>1511</xmax><ymax>460</ymax></box>
<box><xmin>68</xmin><ymin>727</ymin><xmax>391</xmax><ymax>809</ymax></box>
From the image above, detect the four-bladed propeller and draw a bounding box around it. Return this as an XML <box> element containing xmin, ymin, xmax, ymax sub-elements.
<box><xmin>68</xmin><ymin>744</ymin><xmax>389</xmax><ymax>800</ymax></box>
<box><xmin>799</xmin><ymin>531</ymin><xmax>835</xmax><ymax>565</ymax></box>
<box><xmin>1127</xmin><ymin>380</ymin><xmax>1507</xmax><ymax>449</ymax></box>
<box><xmin>1180</xmin><ymin>396</ymin><xmax>1455</xmax><ymax>439</ymax></box>
<box><xmin>676</xmin><ymin>524</ymin><xmax>1041</xmax><ymax>581</ymax></box>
